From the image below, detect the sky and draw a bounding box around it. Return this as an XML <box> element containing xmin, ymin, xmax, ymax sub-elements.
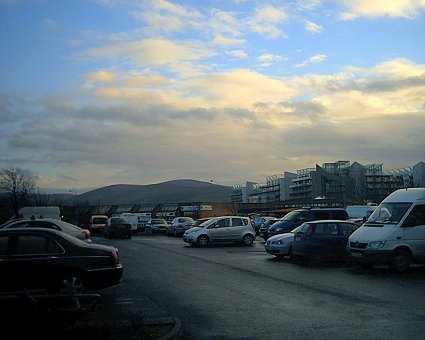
<box><xmin>0</xmin><ymin>0</ymin><xmax>424</xmax><ymax>193</ymax></box>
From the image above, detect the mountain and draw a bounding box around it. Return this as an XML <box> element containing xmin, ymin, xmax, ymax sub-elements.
<box><xmin>74</xmin><ymin>179</ymin><xmax>233</xmax><ymax>205</ymax></box>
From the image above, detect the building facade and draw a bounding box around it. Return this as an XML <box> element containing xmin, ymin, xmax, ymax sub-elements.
<box><xmin>232</xmin><ymin>161</ymin><xmax>425</xmax><ymax>205</ymax></box>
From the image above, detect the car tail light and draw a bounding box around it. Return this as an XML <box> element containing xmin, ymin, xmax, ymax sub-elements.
<box><xmin>111</xmin><ymin>250</ymin><xmax>120</xmax><ymax>264</ymax></box>
<box><xmin>82</xmin><ymin>229</ymin><xmax>91</xmax><ymax>239</ymax></box>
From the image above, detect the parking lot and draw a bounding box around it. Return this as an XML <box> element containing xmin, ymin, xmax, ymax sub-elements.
<box><xmin>97</xmin><ymin>233</ymin><xmax>425</xmax><ymax>339</ymax></box>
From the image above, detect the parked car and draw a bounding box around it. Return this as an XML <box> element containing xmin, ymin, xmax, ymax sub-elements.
<box><xmin>348</xmin><ymin>188</ymin><xmax>425</xmax><ymax>272</ymax></box>
<box><xmin>120</xmin><ymin>213</ymin><xmax>139</xmax><ymax>234</ymax></box>
<box><xmin>259</xmin><ymin>218</ymin><xmax>280</xmax><ymax>239</ymax></box>
<box><xmin>104</xmin><ymin>217</ymin><xmax>132</xmax><ymax>239</ymax></box>
<box><xmin>89</xmin><ymin>215</ymin><xmax>109</xmax><ymax>233</ymax></box>
<box><xmin>145</xmin><ymin>218</ymin><xmax>169</xmax><ymax>234</ymax></box>
<box><xmin>183</xmin><ymin>216</ymin><xmax>256</xmax><ymax>247</ymax></box>
<box><xmin>292</xmin><ymin>220</ymin><xmax>360</xmax><ymax>262</ymax></box>
<box><xmin>264</xmin><ymin>208</ymin><xmax>349</xmax><ymax>240</ymax></box>
<box><xmin>252</xmin><ymin>216</ymin><xmax>277</xmax><ymax>235</ymax></box>
<box><xmin>0</xmin><ymin>218</ymin><xmax>91</xmax><ymax>242</ymax></box>
<box><xmin>264</xmin><ymin>224</ymin><xmax>304</xmax><ymax>258</ymax></box>
<box><xmin>167</xmin><ymin>217</ymin><xmax>195</xmax><ymax>237</ymax></box>
<box><xmin>0</xmin><ymin>228</ymin><xmax>123</xmax><ymax>294</ymax></box>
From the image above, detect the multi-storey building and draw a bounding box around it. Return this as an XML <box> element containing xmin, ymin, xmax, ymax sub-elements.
<box><xmin>232</xmin><ymin>161</ymin><xmax>425</xmax><ymax>205</ymax></box>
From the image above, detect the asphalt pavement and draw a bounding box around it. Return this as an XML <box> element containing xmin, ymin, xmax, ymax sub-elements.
<box><xmin>0</xmin><ymin>290</ymin><xmax>182</xmax><ymax>339</ymax></box>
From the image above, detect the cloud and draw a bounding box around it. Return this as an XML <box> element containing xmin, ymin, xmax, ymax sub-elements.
<box><xmin>248</xmin><ymin>5</ymin><xmax>289</xmax><ymax>39</ymax></box>
<box><xmin>131</xmin><ymin>0</ymin><xmax>204</xmax><ymax>34</ymax></box>
<box><xmin>339</xmin><ymin>0</ymin><xmax>425</xmax><ymax>20</ymax></box>
<box><xmin>304</xmin><ymin>19</ymin><xmax>323</xmax><ymax>33</ymax></box>
<box><xmin>295</xmin><ymin>53</ymin><xmax>327</xmax><ymax>67</ymax></box>
<box><xmin>257</xmin><ymin>54</ymin><xmax>287</xmax><ymax>67</ymax></box>
<box><xmin>212</xmin><ymin>34</ymin><xmax>245</xmax><ymax>46</ymax></box>
<box><xmin>1</xmin><ymin>57</ymin><xmax>424</xmax><ymax>188</ymax></box>
<box><xmin>85</xmin><ymin>70</ymin><xmax>117</xmax><ymax>83</ymax></box>
<box><xmin>226</xmin><ymin>50</ymin><xmax>248</xmax><ymax>59</ymax></box>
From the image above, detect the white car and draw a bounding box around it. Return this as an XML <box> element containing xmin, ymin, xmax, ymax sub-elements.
<box><xmin>183</xmin><ymin>216</ymin><xmax>255</xmax><ymax>247</ymax></box>
<box><xmin>0</xmin><ymin>218</ymin><xmax>92</xmax><ymax>242</ymax></box>
<box><xmin>264</xmin><ymin>225</ymin><xmax>304</xmax><ymax>258</ymax></box>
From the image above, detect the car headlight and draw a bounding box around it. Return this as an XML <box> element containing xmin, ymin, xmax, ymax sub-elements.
<box><xmin>189</xmin><ymin>230</ymin><xmax>198</xmax><ymax>234</ymax></box>
<box><xmin>275</xmin><ymin>228</ymin><xmax>283</xmax><ymax>232</ymax></box>
<box><xmin>277</xmin><ymin>240</ymin><xmax>284</xmax><ymax>245</ymax></box>
<box><xmin>368</xmin><ymin>241</ymin><xmax>386</xmax><ymax>249</ymax></box>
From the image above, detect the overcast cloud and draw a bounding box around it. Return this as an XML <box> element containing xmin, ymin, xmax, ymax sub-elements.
<box><xmin>0</xmin><ymin>0</ymin><xmax>424</xmax><ymax>192</ymax></box>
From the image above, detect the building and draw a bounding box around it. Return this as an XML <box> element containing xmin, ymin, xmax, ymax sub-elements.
<box><xmin>232</xmin><ymin>161</ymin><xmax>425</xmax><ymax>205</ymax></box>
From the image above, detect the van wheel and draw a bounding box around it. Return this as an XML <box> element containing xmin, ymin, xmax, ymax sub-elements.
<box><xmin>242</xmin><ymin>234</ymin><xmax>254</xmax><ymax>246</ymax></box>
<box><xmin>197</xmin><ymin>235</ymin><xmax>209</xmax><ymax>247</ymax></box>
<box><xmin>390</xmin><ymin>248</ymin><xmax>411</xmax><ymax>273</ymax></box>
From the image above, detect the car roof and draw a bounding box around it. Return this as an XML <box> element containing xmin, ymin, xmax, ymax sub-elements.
<box><xmin>0</xmin><ymin>227</ymin><xmax>69</xmax><ymax>237</ymax></box>
<box><xmin>305</xmin><ymin>219</ymin><xmax>357</xmax><ymax>224</ymax></box>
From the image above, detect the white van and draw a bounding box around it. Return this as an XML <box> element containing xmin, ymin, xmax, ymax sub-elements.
<box><xmin>120</xmin><ymin>213</ymin><xmax>138</xmax><ymax>233</ymax></box>
<box><xmin>348</xmin><ymin>188</ymin><xmax>425</xmax><ymax>272</ymax></box>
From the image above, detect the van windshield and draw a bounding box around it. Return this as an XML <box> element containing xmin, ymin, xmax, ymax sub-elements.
<box><xmin>367</xmin><ymin>203</ymin><xmax>411</xmax><ymax>224</ymax></box>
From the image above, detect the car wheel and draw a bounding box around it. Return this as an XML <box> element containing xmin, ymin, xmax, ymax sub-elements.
<box><xmin>128</xmin><ymin>233</ymin><xmax>132</xmax><ymax>239</ymax></box>
<box><xmin>58</xmin><ymin>275</ymin><xmax>85</xmax><ymax>295</ymax></box>
<box><xmin>288</xmin><ymin>246</ymin><xmax>293</xmax><ymax>257</ymax></box>
<box><xmin>197</xmin><ymin>235</ymin><xmax>209</xmax><ymax>247</ymax></box>
<box><xmin>242</xmin><ymin>234</ymin><xmax>254</xmax><ymax>246</ymax></box>
<box><xmin>390</xmin><ymin>248</ymin><xmax>411</xmax><ymax>272</ymax></box>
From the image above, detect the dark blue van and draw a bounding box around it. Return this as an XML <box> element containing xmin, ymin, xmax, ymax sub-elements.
<box><xmin>263</xmin><ymin>208</ymin><xmax>349</xmax><ymax>240</ymax></box>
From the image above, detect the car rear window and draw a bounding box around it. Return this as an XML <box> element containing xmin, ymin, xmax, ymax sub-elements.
<box><xmin>313</xmin><ymin>223</ymin><xmax>338</xmax><ymax>235</ymax></box>
<box><xmin>339</xmin><ymin>222</ymin><xmax>358</xmax><ymax>236</ymax></box>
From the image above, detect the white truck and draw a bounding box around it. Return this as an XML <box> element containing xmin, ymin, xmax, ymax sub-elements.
<box><xmin>120</xmin><ymin>213</ymin><xmax>139</xmax><ymax>234</ymax></box>
<box><xmin>348</xmin><ymin>188</ymin><xmax>425</xmax><ymax>272</ymax></box>
<box><xmin>18</xmin><ymin>206</ymin><xmax>61</xmax><ymax>220</ymax></box>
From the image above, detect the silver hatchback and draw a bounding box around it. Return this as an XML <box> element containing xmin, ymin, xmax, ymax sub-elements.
<box><xmin>183</xmin><ymin>216</ymin><xmax>255</xmax><ymax>247</ymax></box>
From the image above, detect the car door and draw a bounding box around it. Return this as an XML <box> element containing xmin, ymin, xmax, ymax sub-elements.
<box><xmin>228</xmin><ymin>217</ymin><xmax>245</xmax><ymax>241</ymax></box>
<box><xmin>207</xmin><ymin>218</ymin><xmax>230</xmax><ymax>242</ymax></box>
<box><xmin>1</xmin><ymin>233</ymin><xmax>63</xmax><ymax>292</ymax></box>
<box><xmin>402</xmin><ymin>204</ymin><xmax>425</xmax><ymax>260</ymax></box>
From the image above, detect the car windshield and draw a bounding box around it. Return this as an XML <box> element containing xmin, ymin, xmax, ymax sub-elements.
<box><xmin>281</xmin><ymin>210</ymin><xmax>301</xmax><ymax>221</ymax></box>
<box><xmin>367</xmin><ymin>202</ymin><xmax>412</xmax><ymax>224</ymax></box>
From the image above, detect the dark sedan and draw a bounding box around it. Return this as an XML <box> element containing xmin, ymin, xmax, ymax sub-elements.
<box><xmin>104</xmin><ymin>217</ymin><xmax>132</xmax><ymax>239</ymax></box>
<box><xmin>292</xmin><ymin>220</ymin><xmax>360</xmax><ymax>263</ymax></box>
<box><xmin>0</xmin><ymin>228</ymin><xmax>123</xmax><ymax>295</ymax></box>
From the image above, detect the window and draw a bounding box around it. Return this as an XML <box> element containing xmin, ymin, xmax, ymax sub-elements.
<box><xmin>314</xmin><ymin>211</ymin><xmax>330</xmax><ymax>220</ymax></box>
<box><xmin>30</xmin><ymin>221</ymin><xmax>60</xmax><ymax>231</ymax></box>
<box><xmin>12</xmin><ymin>235</ymin><xmax>62</xmax><ymax>255</ymax></box>
<box><xmin>332</xmin><ymin>211</ymin><xmax>348</xmax><ymax>220</ymax></box>
<box><xmin>216</xmin><ymin>218</ymin><xmax>230</xmax><ymax>228</ymax></box>
<box><xmin>406</xmin><ymin>205</ymin><xmax>425</xmax><ymax>227</ymax></box>
<box><xmin>314</xmin><ymin>223</ymin><xmax>338</xmax><ymax>235</ymax></box>
<box><xmin>339</xmin><ymin>223</ymin><xmax>357</xmax><ymax>236</ymax></box>
<box><xmin>231</xmin><ymin>218</ymin><xmax>244</xmax><ymax>227</ymax></box>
